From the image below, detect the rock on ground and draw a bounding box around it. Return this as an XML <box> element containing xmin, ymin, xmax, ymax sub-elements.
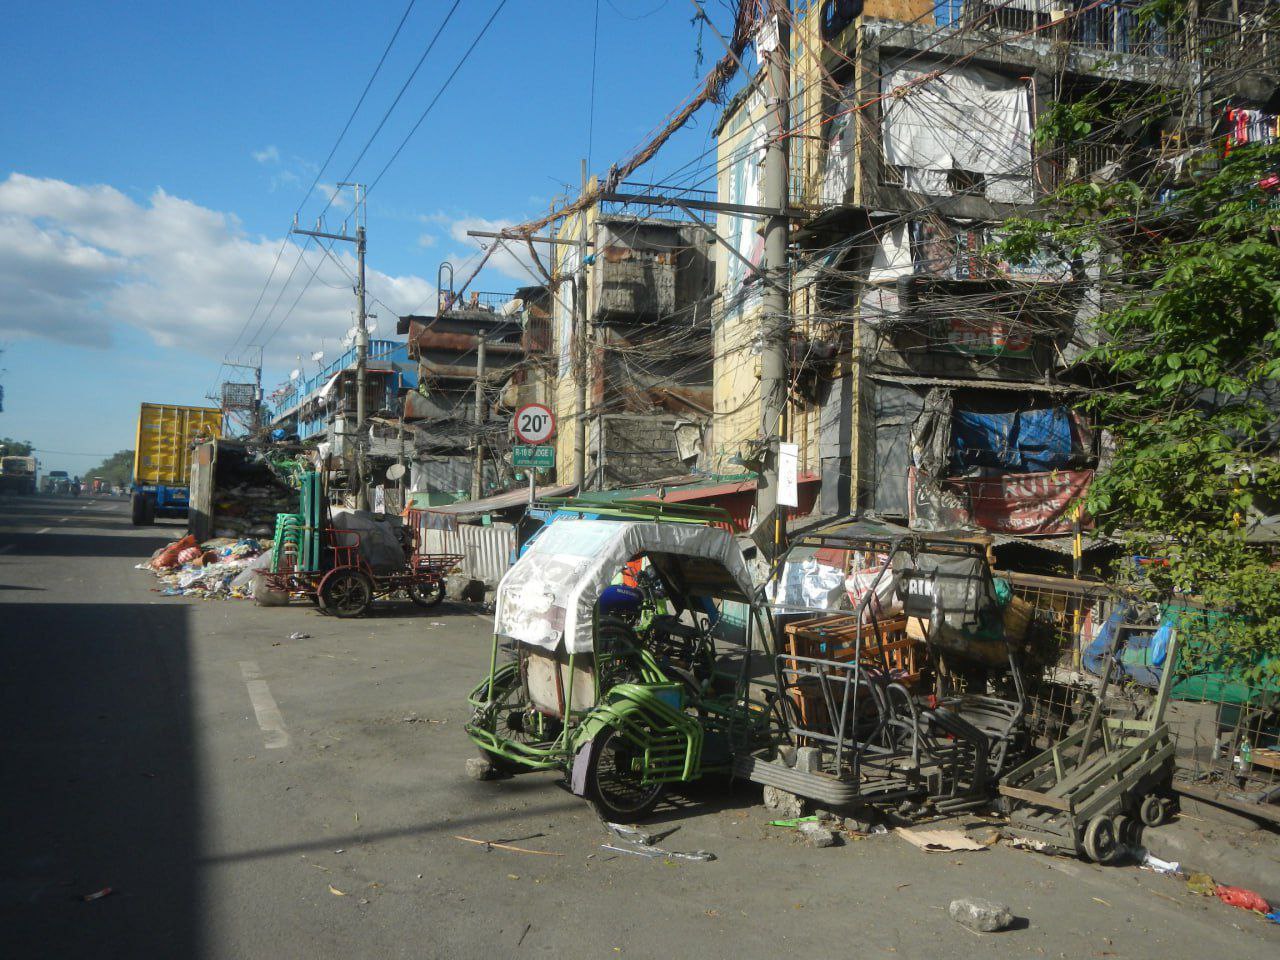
<box><xmin>799</xmin><ymin>822</ymin><xmax>838</xmax><ymax>848</ymax></box>
<box><xmin>948</xmin><ymin>898</ymin><xmax>1014</xmax><ymax>933</ymax></box>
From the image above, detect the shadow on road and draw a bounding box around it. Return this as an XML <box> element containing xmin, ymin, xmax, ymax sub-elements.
<box><xmin>0</xmin><ymin>603</ymin><xmax>200</xmax><ymax>959</ymax></box>
<box><xmin>0</xmin><ymin>532</ymin><xmax>170</xmax><ymax>560</ymax></box>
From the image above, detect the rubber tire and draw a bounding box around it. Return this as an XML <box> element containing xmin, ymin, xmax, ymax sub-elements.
<box><xmin>1083</xmin><ymin>814</ymin><xmax>1119</xmax><ymax>865</ymax></box>
<box><xmin>408</xmin><ymin>580</ymin><xmax>445</xmax><ymax>609</ymax></box>
<box><xmin>1139</xmin><ymin>794</ymin><xmax>1165</xmax><ymax>828</ymax></box>
<box><xmin>318</xmin><ymin>568</ymin><xmax>374</xmax><ymax>618</ymax></box>
<box><xmin>584</xmin><ymin>725</ymin><xmax>666</xmax><ymax>822</ymax></box>
<box><xmin>131</xmin><ymin>492</ymin><xmax>152</xmax><ymax>526</ymax></box>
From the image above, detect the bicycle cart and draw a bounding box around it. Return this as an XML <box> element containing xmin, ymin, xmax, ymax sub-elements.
<box><xmin>264</xmin><ymin>490</ymin><xmax>461</xmax><ymax>617</ymax></box>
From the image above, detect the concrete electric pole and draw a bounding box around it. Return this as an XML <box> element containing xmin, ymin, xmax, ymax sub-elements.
<box><xmin>293</xmin><ymin>183</ymin><xmax>370</xmax><ymax>509</ymax></box>
<box><xmin>471</xmin><ymin>333</ymin><xmax>487</xmax><ymax>501</ymax></box>
<box><xmin>755</xmin><ymin>1</ymin><xmax>791</xmax><ymax>555</ymax></box>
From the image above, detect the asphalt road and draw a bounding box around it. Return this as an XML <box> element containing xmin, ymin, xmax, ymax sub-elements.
<box><xmin>1</xmin><ymin>493</ymin><xmax>1277</xmax><ymax>959</ymax></box>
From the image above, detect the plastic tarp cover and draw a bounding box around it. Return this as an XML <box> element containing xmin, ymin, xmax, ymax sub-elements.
<box><xmin>329</xmin><ymin>508</ymin><xmax>406</xmax><ymax>575</ymax></box>
<box><xmin>951</xmin><ymin>407</ymin><xmax>1075</xmax><ymax>473</ymax></box>
<box><xmin>881</xmin><ymin>57</ymin><xmax>1032</xmax><ymax>204</ymax></box>
<box><xmin>493</xmin><ymin>519</ymin><xmax>754</xmax><ymax>654</ymax></box>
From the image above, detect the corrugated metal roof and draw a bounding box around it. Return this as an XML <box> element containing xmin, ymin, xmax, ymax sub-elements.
<box><xmin>428</xmin><ymin>483</ymin><xmax>577</xmax><ymax>515</ymax></box>
<box><xmin>868</xmin><ymin>373</ymin><xmax>1081</xmax><ymax>394</ymax></box>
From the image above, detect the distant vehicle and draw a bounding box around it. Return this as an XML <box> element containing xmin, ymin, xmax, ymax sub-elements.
<box><xmin>0</xmin><ymin>455</ymin><xmax>37</xmax><ymax>495</ymax></box>
<box><xmin>43</xmin><ymin>470</ymin><xmax>71</xmax><ymax>496</ymax></box>
<box><xmin>131</xmin><ymin>402</ymin><xmax>222</xmax><ymax>525</ymax></box>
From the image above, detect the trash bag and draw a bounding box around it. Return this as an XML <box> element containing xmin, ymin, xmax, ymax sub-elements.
<box><xmin>329</xmin><ymin>509</ymin><xmax>407</xmax><ymax>575</ymax></box>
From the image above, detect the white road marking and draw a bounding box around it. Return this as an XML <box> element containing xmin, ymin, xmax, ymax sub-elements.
<box><xmin>36</xmin><ymin>528</ymin><xmax>51</xmax><ymax>534</ymax></box>
<box><xmin>239</xmin><ymin>661</ymin><xmax>290</xmax><ymax>749</ymax></box>
<box><xmin>57</xmin><ymin>517</ymin><xmax>69</xmax><ymax>523</ymax></box>
<box><xmin>0</xmin><ymin>544</ymin><xmax>14</xmax><ymax>554</ymax></box>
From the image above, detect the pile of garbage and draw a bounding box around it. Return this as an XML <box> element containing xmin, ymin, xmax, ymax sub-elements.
<box><xmin>137</xmin><ymin>534</ymin><xmax>273</xmax><ymax>599</ymax></box>
<box><xmin>212</xmin><ymin>483</ymin><xmax>297</xmax><ymax>539</ymax></box>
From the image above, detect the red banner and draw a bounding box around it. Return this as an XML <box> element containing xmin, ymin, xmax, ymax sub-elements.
<box><xmin>947</xmin><ymin>470</ymin><xmax>1094</xmax><ymax>536</ymax></box>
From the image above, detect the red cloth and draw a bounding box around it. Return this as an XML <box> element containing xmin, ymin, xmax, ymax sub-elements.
<box><xmin>1216</xmin><ymin>885</ymin><xmax>1270</xmax><ymax>912</ymax></box>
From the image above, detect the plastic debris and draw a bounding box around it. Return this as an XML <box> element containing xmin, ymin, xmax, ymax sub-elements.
<box><xmin>605</xmin><ymin>822</ymin><xmax>657</xmax><ymax>846</ymax></box>
<box><xmin>599</xmin><ymin>842</ymin><xmax>715</xmax><ymax>862</ymax></box>
<box><xmin>769</xmin><ymin>815</ymin><xmax>821</xmax><ymax>829</ymax></box>
<box><xmin>1215</xmin><ymin>885</ymin><xmax>1269</xmax><ymax>913</ymax></box>
<box><xmin>328</xmin><ymin>884</ymin><xmax>347</xmax><ymax>896</ymax></box>
<box><xmin>82</xmin><ymin>887</ymin><xmax>114</xmax><ymax>902</ymax></box>
<box><xmin>1139</xmin><ymin>851</ymin><xmax>1181</xmax><ymax>875</ymax></box>
<box><xmin>288</xmin><ymin>632</ymin><xmax>310</xmax><ymax>640</ymax></box>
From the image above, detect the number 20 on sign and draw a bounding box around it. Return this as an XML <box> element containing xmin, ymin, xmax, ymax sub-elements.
<box><xmin>513</xmin><ymin>403</ymin><xmax>555</xmax><ymax>445</ymax></box>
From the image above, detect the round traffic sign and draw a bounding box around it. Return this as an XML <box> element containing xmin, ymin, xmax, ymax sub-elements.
<box><xmin>513</xmin><ymin>403</ymin><xmax>555</xmax><ymax>445</ymax></box>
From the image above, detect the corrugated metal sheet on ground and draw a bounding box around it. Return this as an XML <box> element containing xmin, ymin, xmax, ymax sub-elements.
<box><xmin>420</xmin><ymin>521</ymin><xmax>516</xmax><ymax>586</ymax></box>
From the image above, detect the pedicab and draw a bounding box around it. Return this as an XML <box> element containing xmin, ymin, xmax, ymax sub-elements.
<box><xmin>465</xmin><ymin>511</ymin><xmax>776</xmax><ymax>820</ymax></box>
<box><xmin>265</xmin><ymin>499</ymin><xmax>461</xmax><ymax>617</ymax></box>
<box><xmin>737</xmin><ymin>520</ymin><xmax>1029</xmax><ymax>816</ymax></box>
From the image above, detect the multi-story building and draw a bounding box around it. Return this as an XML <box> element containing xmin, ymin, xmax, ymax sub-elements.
<box><xmin>396</xmin><ymin>287</ymin><xmax>551</xmax><ymax>499</ymax></box>
<box><xmin>550</xmin><ymin>193</ymin><xmax>716</xmax><ymax>487</ymax></box>
<box><xmin>711</xmin><ymin>0</ymin><xmax>1213</xmax><ymax>538</ymax></box>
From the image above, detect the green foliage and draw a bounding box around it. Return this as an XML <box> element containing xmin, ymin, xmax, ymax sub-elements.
<box><xmin>994</xmin><ymin>122</ymin><xmax>1280</xmax><ymax>678</ymax></box>
<box><xmin>0</xmin><ymin>437</ymin><xmax>35</xmax><ymax>457</ymax></box>
<box><xmin>86</xmin><ymin>450</ymin><xmax>135</xmax><ymax>487</ymax></box>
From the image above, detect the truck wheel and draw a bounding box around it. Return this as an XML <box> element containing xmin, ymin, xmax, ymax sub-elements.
<box><xmin>131</xmin><ymin>493</ymin><xmax>152</xmax><ymax>526</ymax></box>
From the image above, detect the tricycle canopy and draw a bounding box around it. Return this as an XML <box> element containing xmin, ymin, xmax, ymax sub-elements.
<box><xmin>494</xmin><ymin>518</ymin><xmax>754</xmax><ymax>654</ymax></box>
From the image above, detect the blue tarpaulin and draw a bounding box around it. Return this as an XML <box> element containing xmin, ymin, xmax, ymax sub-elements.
<box><xmin>951</xmin><ymin>407</ymin><xmax>1074</xmax><ymax>473</ymax></box>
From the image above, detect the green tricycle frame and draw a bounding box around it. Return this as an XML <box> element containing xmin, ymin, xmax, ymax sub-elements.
<box><xmin>465</xmin><ymin>503</ymin><xmax>777</xmax><ymax>820</ymax></box>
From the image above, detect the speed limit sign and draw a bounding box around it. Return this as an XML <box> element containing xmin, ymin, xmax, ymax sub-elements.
<box><xmin>513</xmin><ymin>403</ymin><xmax>555</xmax><ymax>445</ymax></box>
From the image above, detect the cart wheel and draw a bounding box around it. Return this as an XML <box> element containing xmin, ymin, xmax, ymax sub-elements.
<box><xmin>318</xmin><ymin>568</ymin><xmax>374</xmax><ymax>618</ymax></box>
<box><xmin>585</xmin><ymin>724</ymin><xmax>666</xmax><ymax>822</ymax></box>
<box><xmin>1139</xmin><ymin>794</ymin><xmax>1166</xmax><ymax>828</ymax></box>
<box><xmin>1083</xmin><ymin>814</ymin><xmax>1120</xmax><ymax>864</ymax></box>
<box><xmin>408</xmin><ymin>580</ymin><xmax>445</xmax><ymax>609</ymax></box>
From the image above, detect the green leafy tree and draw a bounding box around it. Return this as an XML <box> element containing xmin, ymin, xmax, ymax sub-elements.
<box><xmin>0</xmin><ymin>437</ymin><xmax>35</xmax><ymax>457</ymax></box>
<box><xmin>87</xmin><ymin>450</ymin><xmax>135</xmax><ymax>487</ymax></box>
<box><xmin>995</xmin><ymin>26</ymin><xmax>1280</xmax><ymax>679</ymax></box>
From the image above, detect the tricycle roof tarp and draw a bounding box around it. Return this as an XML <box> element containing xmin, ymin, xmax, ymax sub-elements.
<box><xmin>494</xmin><ymin>518</ymin><xmax>754</xmax><ymax>654</ymax></box>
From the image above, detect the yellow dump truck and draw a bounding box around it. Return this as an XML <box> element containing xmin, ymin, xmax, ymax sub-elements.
<box><xmin>131</xmin><ymin>402</ymin><xmax>222</xmax><ymax>525</ymax></box>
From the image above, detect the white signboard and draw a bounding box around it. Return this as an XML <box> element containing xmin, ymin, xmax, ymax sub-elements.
<box><xmin>778</xmin><ymin>442</ymin><xmax>799</xmax><ymax>508</ymax></box>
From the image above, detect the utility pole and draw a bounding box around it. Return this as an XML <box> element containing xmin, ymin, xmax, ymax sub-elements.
<box><xmin>755</xmin><ymin>1</ymin><xmax>791</xmax><ymax>556</ymax></box>
<box><xmin>471</xmin><ymin>334</ymin><xmax>487</xmax><ymax>501</ymax></box>
<box><xmin>574</xmin><ymin>159</ymin><xmax>589</xmax><ymax>491</ymax></box>
<box><xmin>293</xmin><ymin>183</ymin><xmax>369</xmax><ymax>509</ymax></box>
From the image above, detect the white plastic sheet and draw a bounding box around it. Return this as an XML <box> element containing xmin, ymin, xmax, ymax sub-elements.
<box><xmin>881</xmin><ymin>58</ymin><xmax>1032</xmax><ymax>204</ymax></box>
<box><xmin>493</xmin><ymin>519</ymin><xmax>754</xmax><ymax>654</ymax></box>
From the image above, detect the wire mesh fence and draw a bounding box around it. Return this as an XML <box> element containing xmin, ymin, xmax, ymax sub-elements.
<box><xmin>997</xmin><ymin>570</ymin><xmax>1280</xmax><ymax>823</ymax></box>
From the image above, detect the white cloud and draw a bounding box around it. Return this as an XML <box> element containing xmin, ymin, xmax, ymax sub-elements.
<box><xmin>416</xmin><ymin>232</ymin><xmax>437</xmax><ymax>248</ymax></box>
<box><xmin>0</xmin><ymin>173</ymin><xmax>434</xmax><ymax>365</ymax></box>
<box><xmin>252</xmin><ymin>145</ymin><xmax>280</xmax><ymax>164</ymax></box>
<box><xmin>447</xmin><ymin>215</ymin><xmax>546</xmax><ymax>286</ymax></box>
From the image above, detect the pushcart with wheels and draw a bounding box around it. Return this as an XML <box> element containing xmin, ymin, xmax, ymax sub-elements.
<box><xmin>998</xmin><ymin>626</ymin><xmax>1180</xmax><ymax>863</ymax></box>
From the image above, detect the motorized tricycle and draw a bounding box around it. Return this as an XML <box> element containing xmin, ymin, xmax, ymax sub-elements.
<box><xmin>465</xmin><ymin>506</ymin><xmax>776</xmax><ymax>820</ymax></box>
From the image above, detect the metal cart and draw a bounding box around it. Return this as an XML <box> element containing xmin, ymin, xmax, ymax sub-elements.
<box><xmin>998</xmin><ymin>626</ymin><xmax>1180</xmax><ymax>863</ymax></box>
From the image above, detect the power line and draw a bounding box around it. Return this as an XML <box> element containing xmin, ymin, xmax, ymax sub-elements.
<box><xmin>367</xmin><ymin>0</ymin><xmax>511</xmax><ymax>196</ymax></box>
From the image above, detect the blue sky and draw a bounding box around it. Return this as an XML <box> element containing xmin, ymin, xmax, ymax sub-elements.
<box><xmin>0</xmin><ymin>0</ymin><xmax>737</xmax><ymax>476</ymax></box>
